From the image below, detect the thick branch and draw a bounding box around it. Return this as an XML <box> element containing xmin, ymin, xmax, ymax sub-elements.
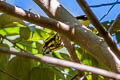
<box><xmin>0</xmin><ymin>1</ymin><xmax>120</xmax><ymax>72</ymax></box>
<box><xmin>76</xmin><ymin>0</ymin><xmax>120</xmax><ymax>59</ymax></box>
<box><xmin>108</xmin><ymin>14</ymin><xmax>120</xmax><ymax>34</ymax></box>
<box><xmin>0</xmin><ymin>0</ymin><xmax>5</xmax><ymax>1</ymax></box>
<box><xmin>33</xmin><ymin>0</ymin><xmax>80</xmax><ymax>63</ymax></box>
<box><xmin>0</xmin><ymin>48</ymin><xmax>120</xmax><ymax>79</ymax></box>
<box><xmin>33</xmin><ymin>0</ymin><xmax>84</xmax><ymax>77</ymax></box>
<box><xmin>59</xmin><ymin>34</ymin><xmax>80</xmax><ymax>63</ymax></box>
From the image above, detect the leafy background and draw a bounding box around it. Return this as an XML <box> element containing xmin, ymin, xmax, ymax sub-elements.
<box><xmin>0</xmin><ymin>12</ymin><xmax>120</xmax><ymax>80</ymax></box>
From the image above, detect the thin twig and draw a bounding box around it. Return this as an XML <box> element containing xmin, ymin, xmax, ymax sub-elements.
<box><xmin>59</xmin><ymin>34</ymin><xmax>85</xmax><ymax>78</ymax></box>
<box><xmin>100</xmin><ymin>0</ymin><xmax>119</xmax><ymax>21</ymax></box>
<box><xmin>79</xmin><ymin>72</ymin><xmax>91</xmax><ymax>80</ymax></box>
<box><xmin>51</xmin><ymin>65</ymin><xmax>73</xmax><ymax>77</ymax></box>
<box><xmin>47</xmin><ymin>63</ymin><xmax>73</xmax><ymax>77</ymax></box>
<box><xmin>0</xmin><ymin>34</ymin><xmax>32</xmax><ymax>54</ymax></box>
<box><xmin>90</xmin><ymin>1</ymin><xmax>120</xmax><ymax>8</ymax></box>
<box><xmin>108</xmin><ymin>14</ymin><xmax>120</xmax><ymax>34</ymax></box>
<box><xmin>71</xmin><ymin>74</ymin><xmax>78</xmax><ymax>80</ymax></box>
<box><xmin>18</xmin><ymin>42</ymin><xmax>37</xmax><ymax>49</ymax></box>
<box><xmin>0</xmin><ymin>48</ymin><xmax>120</xmax><ymax>79</ymax></box>
<box><xmin>0</xmin><ymin>69</ymin><xmax>22</xmax><ymax>80</ymax></box>
<box><xmin>77</xmin><ymin>0</ymin><xmax>120</xmax><ymax>58</ymax></box>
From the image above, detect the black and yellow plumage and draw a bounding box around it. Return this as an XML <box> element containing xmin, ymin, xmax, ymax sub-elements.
<box><xmin>42</xmin><ymin>33</ymin><xmax>63</xmax><ymax>54</ymax></box>
<box><xmin>76</xmin><ymin>15</ymin><xmax>90</xmax><ymax>27</ymax></box>
<box><xmin>42</xmin><ymin>15</ymin><xmax>90</xmax><ymax>54</ymax></box>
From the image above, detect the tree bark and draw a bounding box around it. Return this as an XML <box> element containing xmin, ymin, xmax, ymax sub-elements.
<box><xmin>0</xmin><ymin>1</ymin><xmax>120</xmax><ymax>73</ymax></box>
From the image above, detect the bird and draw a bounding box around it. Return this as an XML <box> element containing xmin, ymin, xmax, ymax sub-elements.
<box><xmin>76</xmin><ymin>15</ymin><xmax>90</xmax><ymax>27</ymax></box>
<box><xmin>42</xmin><ymin>15</ymin><xmax>90</xmax><ymax>54</ymax></box>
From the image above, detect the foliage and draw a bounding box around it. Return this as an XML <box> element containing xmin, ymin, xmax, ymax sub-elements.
<box><xmin>0</xmin><ymin>13</ymin><xmax>119</xmax><ymax>80</ymax></box>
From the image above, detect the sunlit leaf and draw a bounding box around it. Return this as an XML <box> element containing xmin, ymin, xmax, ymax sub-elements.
<box><xmin>30</xmin><ymin>67</ymin><xmax>54</xmax><ymax>80</ymax></box>
<box><xmin>19</xmin><ymin>27</ymin><xmax>51</xmax><ymax>41</ymax></box>
<box><xmin>5</xmin><ymin>56</ymin><xmax>37</xmax><ymax>80</ymax></box>
<box><xmin>19</xmin><ymin>27</ymin><xmax>31</xmax><ymax>40</ymax></box>
<box><xmin>0</xmin><ymin>44</ymin><xmax>10</xmax><ymax>80</ymax></box>
<box><xmin>36</xmin><ymin>42</ymin><xmax>43</xmax><ymax>54</ymax></box>
<box><xmin>52</xmin><ymin>52</ymin><xmax>71</xmax><ymax>61</ymax></box>
<box><xmin>0</xmin><ymin>26</ymin><xmax>20</xmax><ymax>36</ymax></box>
<box><xmin>60</xmin><ymin>53</ymin><xmax>71</xmax><ymax>61</ymax></box>
<box><xmin>75</xmin><ymin>47</ymin><xmax>83</xmax><ymax>60</ymax></box>
<box><xmin>66</xmin><ymin>69</ymin><xmax>78</xmax><ymax>80</ymax></box>
<box><xmin>0</xmin><ymin>13</ymin><xmax>25</xmax><ymax>28</ymax></box>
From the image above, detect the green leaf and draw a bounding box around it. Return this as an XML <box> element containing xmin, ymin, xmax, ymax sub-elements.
<box><xmin>82</xmin><ymin>52</ymin><xmax>93</xmax><ymax>66</ymax></box>
<box><xmin>91</xmin><ymin>58</ymin><xmax>98</xmax><ymax>80</ymax></box>
<box><xmin>52</xmin><ymin>52</ymin><xmax>71</xmax><ymax>60</ymax></box>
<box><xmin>0</xmin><ymin>26</ymin><xmax>20</xmax><ymax>36</ymax></box>
<box><xmin>75</xmin><ymin>47</ymin><xmax>83</xmax><ymax>60</ymax></box>
<box><xmin>52</xmin><ymin>52</ymin><xmax>63</xmax><ymax>59</ymax></box>
<box><xmin>0</xmin><ymin>13</ymin><xmax>25</xmax><ymax>28</ymax></box>
<box><xmin>36</xmin><ymin>29</ymin><xmax>49</xmax><ymax>39</ymax></box>
<box><xmin>66</xmin><ymin>69</ymin><xmax>78</xmax><ymax>80</ymax></box>
<box><xmin>38</xmin><ymin>62</ymin><xmax>65</xmax><ymax>80</ymax></box>
<box><xmin>20</xmin><ymin>27</ymin><xmax>31</xmax><ymax>40</ymax></box>
<box><xmin>29</xmin><ymin>30</ymin><xmax>43</xmax><ymax>41</ymax></box>
<box><xmin>0</xmin><ymin>44</ymin><xmax>10</xmax><ymax>80</ymax></box>
<box><xmin>60</xmin><ymin>53</ymin><xmax>71</xmax><ymax>61</ymax></box>
<box><xmin>24</xmin><ymin>41</ymin><xmax>33</xmax><ymax>52</ymax></box>
<box><xmin>19</xmin><ymin>27</ymin><xmax>50</xmax><ymax>41</ymax></box>
<box><xmin>43</xmin><ymin>28</ymin><xmax>56</xmax><ymax>34</ymax></box>
<box><xmin>36</xmin><ymin>42</ymin><xmax>43</xmax><ymax>54</ymax></box>
<box><xmin>55</xmin><ymin>70</ymin><xmax>65</xmax><ymax>80</ymax></box>
<box><xmin>0</xmin><ymin>44</ymin><xmax>10</xmax><ymax>69</ymax></box>
<box><xmin>116</xmin><ymin>31</ymin><xmax>120</xmax><ymax>43</ymax></box>
<box><xmin>5</xmin><ymin>56</ymin><xmax>37</xmax><ymax>80</ymax></box>
<box><xmin>102</xmin><ymin>20</ymin><xmax>120</xmax><ymax>33</ymax></box>
<box><xmin>30</xmin><ymin>67</ymin><xmax>54</xmax><ymax>80</ymax></box>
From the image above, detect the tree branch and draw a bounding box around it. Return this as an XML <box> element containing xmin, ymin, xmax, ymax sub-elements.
<box><xmin>71</xmin><ymin>74</ymin><xmax>78</xmax><ymax>80</ymax></box>
<box><xmin>0</xmin><ymin>69</ymin><xmax>22</xmax><ymax>80</ymax></box>
<box><xmin>0</xmin><ymin>34</ymin><xmax>32</xmax><ymax>54</ymax></box>
<box><xmin>33</xmin><ymin>0</ymin><xmax>80</xmax><ymax>63</ymax></box>
<box><xmin>76</xmin><ymin>0</ymin><xmax>120</xmax><ymax>59</ymax></box>
<box><xmin>0</xmin><ymin>1</ymin><xmax>120</xmax><ymax>72</ymax></box>
<box><xmin>99</xmin><ymin>0</ymin><xmax>118</xmax><ymax>21</ymax></box>
<box><xmin>108</xmin><ymin>14</ymin><xmax>120</xmax><ymax>34</ymax></box>
<box><xmin>33</xmin><ymin>0</ymin><xmax>84</xmax><ymax>77</ymax></box>
<box><xmin>50</xmin><ymin>65</ymin><xmax>73</xmax><ymax>78</ymax></box>
<box><xmin>0</xmin><ymin>0</ymin><xmax>5</xmax><ymax>1</ymax></box>
<box><xmin>59</xmin><ymin>34</ymin><xmax>84</xmax><ymax>78</ymax></box>
<box><xmin>0</xmin><ymin>48</ymin><xmax>120</xmax><ymax>79</ymax></box>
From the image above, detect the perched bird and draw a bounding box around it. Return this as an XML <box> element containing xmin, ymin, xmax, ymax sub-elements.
<box><xmin>42</xmin><ymin>15</ymin><xmax>90</xmax><ymax>54</ymax></box>
<box><xmin>76</xmin><ymin>15</ymin><xmax>90</xmax><ymax>27</ymax></box>
<box><xmin>42</xmin><ymin>33</ymin><xmax>63</xmax><ymax>54</ymax></box>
